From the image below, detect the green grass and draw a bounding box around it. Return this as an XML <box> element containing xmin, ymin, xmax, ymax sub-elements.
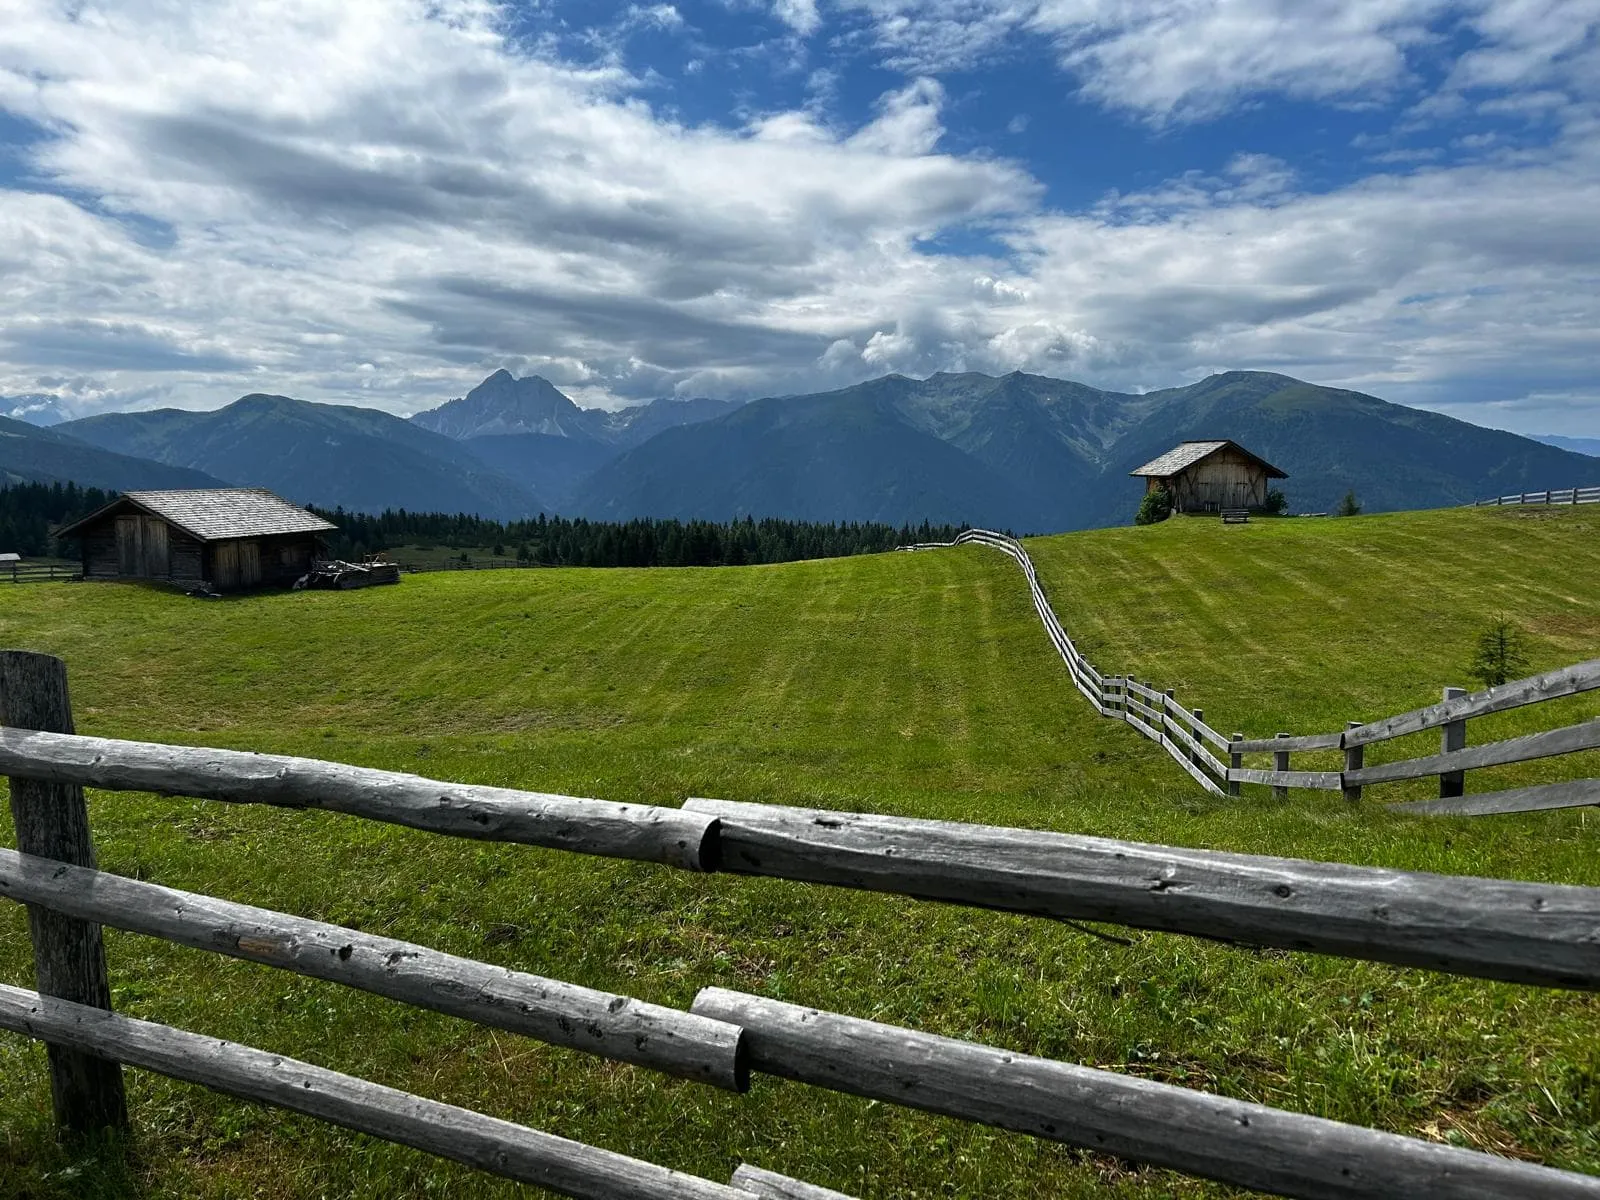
<box><xmin>1</xmin><ymin>504</ymin><xmax>1598</xmax><ymax>1198</ymax></box>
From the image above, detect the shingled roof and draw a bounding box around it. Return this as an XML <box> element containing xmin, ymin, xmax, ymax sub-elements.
<box><xmin>1130</xmin><ymin>440</ymin><xmax>1287</xmax><ymax>480</ymax></box>
<box><xmin>57</xmin><ymin>488</ymin><xmax>336</xmax><ymax>543</ymax></box>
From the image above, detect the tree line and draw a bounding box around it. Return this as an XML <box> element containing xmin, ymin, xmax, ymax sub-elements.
<box><xmin>0</xmin><ymin>481</ymin><xmax>115</xmax><ymax>557</ymax></box>
<box><xmin>310</xmin><ymin>507</ymin><xmax>972</xmax><ymax>567</ymax></box>
<box><xmin>0</xmin><ymin>482</ymin><xmax>971</xmax><ymax>568</ymax></box>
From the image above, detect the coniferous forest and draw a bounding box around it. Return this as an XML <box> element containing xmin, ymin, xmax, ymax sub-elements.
<box><xmin>0</xmin><ymin>482</ymin><xmax>969</xmax><ymax>568</ymax></box>
<box><xmin>312</xmin><ymin>507</ymin><xmax>970</xmax><ymax>567</ymax></box>
<box><xmin>0</xmin><ymin>481</ymin><xmax>115</xmax><ymax>556</ymax></box>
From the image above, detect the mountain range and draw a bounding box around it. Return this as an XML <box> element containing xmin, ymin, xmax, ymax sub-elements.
<box><xmin>2</xmin><ymin>394</ymin><xmax>73</xmax><ymax>426</ymax></box>
<box><xmin>1533</xmin><ymin>433</ymin><xmax>1600</xmax><ymax>458</ymax></box>
<box><xmin>0</xmin><ymin>368</ymin><xmax>1589</xmax><ymax>531</ymax></box>
<box><xmin>565</xmin><ymin>370</ymin><xmax>1600</xmax><ymax>528</ymax></box>
<box><xmin>0</xmin><ymin>414</ymin><xmax>224</xmax><ymax>491</ymax></box>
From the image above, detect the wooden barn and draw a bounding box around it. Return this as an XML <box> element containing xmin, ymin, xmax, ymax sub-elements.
<box><xmin>1130</xmin><ymin>440</ymin><xmax>1287</xmax><ymax>514</ymax></box>
<box><xmin>56</xmin><ymin>489</ymin><xmax>336</xmax><ymax>592</ymax></box>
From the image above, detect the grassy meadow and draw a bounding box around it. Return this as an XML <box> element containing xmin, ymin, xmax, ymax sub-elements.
<box><xmin>1</xmin><ymin>503</ymin><xmax>1599</xmax><ymax>1198</ymax></box>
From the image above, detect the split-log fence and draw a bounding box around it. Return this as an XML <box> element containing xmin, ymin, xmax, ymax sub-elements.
<box><xmin>906</xmin><ymin>530</ymin><xmax>1600</xmax><ymax>816</ymax></box>
<box><xmin>3</xmin><ymin>649</ymin><xmax>1600</xmax><ymax>1197</ymax></box>
<box><xmin>2</xmin><ymin>562</ymin><xmax>80</xmax><ymax>584</ymax></box>
<box><xmin>1473</xmin><ymin>486</ymin><xmax>1600</xmax><ymax>507</ymax></box>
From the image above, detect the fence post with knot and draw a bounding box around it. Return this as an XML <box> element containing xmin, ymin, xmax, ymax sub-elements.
<box><xmin>0</xmin><ymin>650</ymin><xmax>129</xmax><ymax>1136</ymax></box>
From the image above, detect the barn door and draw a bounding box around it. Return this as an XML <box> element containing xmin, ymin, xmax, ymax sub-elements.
<box><xmin>142</xmin><ymin>518</ymin><xmax>169</xmax><ymax>577</ymax></box>
<box><xmin>115</xmin><ymin>516</ymin><xmax>141</xmax><ymax>575</ymax></box>
<box><xmin>239</xmin><ymin>542</ymin><xmax>262</xmax><ymax>587</ymax></box>
<box><xmin>213</xmin><ymin>541</ymin><xmax>241</xmax><ymax>589</ymax></box>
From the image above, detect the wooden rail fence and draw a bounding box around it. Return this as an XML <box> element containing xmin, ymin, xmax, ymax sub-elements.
<box><xmin>4</xmin><ymin>648</ymin><xmax>1600</xmax><ymax>1197</ymax></box>
<box><xmin>2</xmin><ymin>563</ymin><xmax>80</xmax><ymax>584</ymax></box>
<box><xmin>1473</xmin><ymin>485</ymin><xmax>1600</xmax><ymax>507</ymax></box>
<box><xmin>906</xmin><ymin>530</ymin><xmax>1600</xmax><ymax>815</ymax></box>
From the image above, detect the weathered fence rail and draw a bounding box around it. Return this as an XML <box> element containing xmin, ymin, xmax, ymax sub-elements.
<box><xmin>1474</xmin><ymin>486</ymin><xmax>1600</xmax><ymax>507</ymax></box>
<box><xmin>0</xmin><ymin>726</ymin><xmax>718</xmax><ymax>870</ymax></box>
<box><xmin>0</xmin><ymin>984</ymin><xmax>755</xmax><ymax>1200</ymax></box>
<box><xmin>691</xmin><ymin>988</ymin><xmax>1598</xmax><ymax>1200</ymax></box>
<box><xmin>909</xmin><ymin>531</ymin><xmax>1600</xmax><ymax>814</ymax></box>
<box><xmin>683</xmin><ymin>797</ymin><xmax>1600</xmax><ymax>989</ymax></box>
<box><xmin>0</xmin><ymin>845</ymin><xmax>746</xmax><ymax>1089</ymax></box>
<box><xmin>2</xmin><ymin>563</ymin><xmax>80</xmax><ymax>584</ymax></box>
<box><xmin>5</xmin><ymin>648</ymin><xmax>1600</xmax><ymax>1197</ymax></box>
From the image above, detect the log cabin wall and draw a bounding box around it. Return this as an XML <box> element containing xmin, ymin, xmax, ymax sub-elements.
<box><xmin>80</xmin><ymin>524</ymin><xmax>120</xmax><ymax>580</ymax></box>
<box><xmin>79</xmin><ymin>516</ymin><xmax>205</xmax><ymax>583</ymax></box>
<box><xmin>203</xmin><ymin>535</ymin><xmax>321</xmax><ymax>591</ymax></box>
<box><xmin>1166</xmin><ymin>448</ymin><xmax>1270</xmax><ymax>513</ymax></box>
<box><xmin>260</xmin><ymin>535</ymin><xmax>321</xmax><ymax>585</ymax></box>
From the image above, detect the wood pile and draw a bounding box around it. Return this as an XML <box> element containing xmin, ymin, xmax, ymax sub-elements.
<box><xmin>296</xmin><ymin>558</ymin><xmax>401</xmax><ymax>590</ymax></box>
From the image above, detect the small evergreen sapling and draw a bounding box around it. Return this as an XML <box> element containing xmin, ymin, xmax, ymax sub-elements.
<box><xmin>1468</xmin><ymin>615</ymin><xmax>1530</xmax><ymax>689</ymax></box>
<box><xmin>1335</xmin><ymin>490</ymin><xmax>1361</xmax><ymax>517</ymax></box>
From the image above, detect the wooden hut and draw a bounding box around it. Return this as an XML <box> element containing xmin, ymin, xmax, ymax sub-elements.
<box><xmin>56</xmin><ymin>488</ymin><xmax>336</xmax><ymax>591</ymax></box>
<box><xmin>1130</xmin><ymin>440</ymin><xmax>1287</xmax><ymax>514</ymax></box>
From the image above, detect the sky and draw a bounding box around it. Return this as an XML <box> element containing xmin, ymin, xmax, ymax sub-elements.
<box><xmin>0</xmin><ymin>1</ymin><xmax>1596</xmax><ymax>435</ymax></box>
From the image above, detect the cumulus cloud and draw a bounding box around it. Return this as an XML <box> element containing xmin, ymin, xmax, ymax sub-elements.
<box><xmin>0</xmin><ymin>0</ymin><xmax>1596</xmax><ymax>434</ymax></box>
<box><xmin>771</xmin><ymin>0</ymin><xmax>824</xmax><ymax>36</ymax></box>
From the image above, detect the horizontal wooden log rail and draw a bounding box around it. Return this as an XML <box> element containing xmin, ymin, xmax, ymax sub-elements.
<box><xmin>692</xmin><ymin>988</ymin><xmax>1600</xmax><ymax>1200</ymax></box>
<box><xmin>683</xmin><ymin>798</ymin><xmax>1600</xmax><ymax>990</ymax></box>
<box><xmin>1345</xmin><ymin>719</ymin><xmax>1600</xmax><ymax>786</ymax></box>
<box><xmin>1343</xmin><ymin>661</ymin><xmax>1600</xmax><ymax>748</ymax></box>
<box><xmin>0</xmin><ymin>985</ymin><xmax>756</xmax><ymax>1200</ymax></box>
<box><xmin>1391</xmin><ymin>778</ymin><xmax>1600</xmax><ymax>817</ymax></box>
<box><xmin>1228</xmin><ymin>767</ymin><xmax>1343</xmax><ymax>791</ymax></box>
<box><xmin>0</xmin><ymin>846</ymin><xmax>747</xmax><ymax>1090</ymax></box>
<box><xmin>1233</xmin><ymin>730</ymin><xmax>1344</xmax><ymax>754</ymax></box>
<box><xmin>0</xmin><ymin>726</ymin><xmax>717</xmax><ymax>871</ymax></box>
<box><xmin>730</xmin><ymin>1165</ymin><xmax>858</xmax><ymax>1200</ymax></box>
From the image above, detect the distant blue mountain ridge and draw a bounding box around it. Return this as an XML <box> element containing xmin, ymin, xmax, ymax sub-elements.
<box><xmin>6</xmin><ymin>369</ymin><xmax>1594</xmax><ymax>530</ymax></box>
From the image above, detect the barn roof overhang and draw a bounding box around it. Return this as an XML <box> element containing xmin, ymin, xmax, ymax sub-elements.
<box><xmin>54</xmin><ymin>489</ymin><xmax>337</xmax><ymax>543</ymax></box>
<box><xmin>1129</xmin><ymin>439</ymin><xmax>1288</xmax><ymax>480</ymax></box>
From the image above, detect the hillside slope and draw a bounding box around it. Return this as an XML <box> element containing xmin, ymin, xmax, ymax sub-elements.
<box><xmin>0</xmin><ymin>414</ymin><xmax>225</xmax><ymax>490</ymax></box>
<box><xmin>61</xmin><ymin>395</ymin><xmax>543</xmax><ymax>517</ymax></box>
<box><xmin>1</xmin><ymin>506</ymin><xmax>1598</xmax><ymax>1199</ymax></box>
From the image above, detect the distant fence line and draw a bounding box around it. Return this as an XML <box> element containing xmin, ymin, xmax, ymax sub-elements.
<box><xmin>1474</xmin><ymin>485</ymin><xmax>1600</xmax><ymax>507</ymax></box>
<box><xmin>905</xmin><ymin>530</ymin><xmax>1600</xmax><ymax>816</ymax></box>
<box><xmin>2</xmin><ymin>563</ymin><xmax>79</xmax><ymax>584</ymax></box>
<box><xmin>3</xmin><ymin>648</ymin><xmax>1600</xmax><ymax>1198</ymax></box>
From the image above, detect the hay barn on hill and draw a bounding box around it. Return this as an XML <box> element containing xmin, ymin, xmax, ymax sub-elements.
<box><xmin>57</xmin><ymin>489</ymin><xmax>335</xmax><ymax>591</ymax></box>
<box><xmin>1130</xmin><ymin>440</ymin><xmax>1288</xmax><ymax>514</ymax></box>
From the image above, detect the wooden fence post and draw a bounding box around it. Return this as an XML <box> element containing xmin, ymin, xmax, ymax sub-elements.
<box><xmin>1439</xmin><ymin>686</ymin><xmax>1467</xmax><ymax>798</ymax></box>
<box><xmin>0</xmin><ymin>650</ymin><xmax>129</xmax><ymax>1136</ymax></box>
<box><xmin>1272</xmin><ymin>733</ymin><xmax>1289</xmax><ymax>800</ymax></box>
<box><xmin>1162</xmin><ymin>689</ymin><xmax>1175</xmax><ymax>750</ymax></box>
<box><xmin>1343</xmin><ymin>721</ymin><xmax>1364</xmax><ymax>803</ymax></box>
<box><xmin>1228</xmin><ymin>734</ymin><xmax>1242</xmax><ymax>797</ymax></box>
<box><xmin>1189</xmin><ymin>709</ymin><xmax>1204</xmax><ymax>769</ymax></box>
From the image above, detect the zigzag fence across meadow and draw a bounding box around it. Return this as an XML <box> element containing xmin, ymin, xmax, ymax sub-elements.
<box><xmin>907</xmin><ymin>530</ymin><xmax>1600</xmax><ymax>816</ymax></box>
<box><xmin>5</xmin><ymin>649</ymin><xmax>1600</xmax><ymax>1197</ymax></box>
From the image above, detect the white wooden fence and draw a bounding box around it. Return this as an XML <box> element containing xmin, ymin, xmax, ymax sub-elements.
<box><xmin>906</xmin><ymin>530</ymin><xmax>1600</xmax><ymax>814</ymax></box>
<box><xmin>5</xmin><ymin>649</ymin><xmax>1600</xmax><ymax>1197</ymax></box>
<box><xmin>1474</xmin><ymin>486</ymin><xmax>1600</xmax><ymax>507</ymax></box>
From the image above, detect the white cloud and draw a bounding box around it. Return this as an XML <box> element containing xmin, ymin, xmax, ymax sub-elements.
<box><xmin>0</xmin><ymin>0</ymin><xmax>1596</xmax><ymax>436</ymax></box>
<box><xmin>842</xmin><ymin>1</ymin><xmax>1596</xmax><ymax>128</ymax></box>
<box><xmin>771</xmin><ymin>0</ymin><xmax>823</xmax><ymax>36</ymax></box>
